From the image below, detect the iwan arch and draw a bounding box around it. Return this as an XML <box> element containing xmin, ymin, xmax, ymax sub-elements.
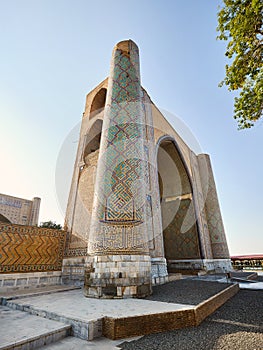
<box><xmin>63</xmin><ymin>40</ymin><xmax>231</xmax><ymax>298</ymax></box>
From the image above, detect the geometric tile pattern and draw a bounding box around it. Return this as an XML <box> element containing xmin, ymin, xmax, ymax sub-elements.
<box><xmin>63</xmin><ymin>232</ymin><xmax>87</xmax><ymax>258</ymax></box>
<box><xmin>88</xmin><ymin>41</ymin><xmax>148</xmax><ymax>255</ymax></box>
<box><xmin>163</xmin><ymin>199</ymin><xmax>201</xmax><ymax>260</ymax></box>
<box><xmin>158</xmin><ymin>142</ymin><xmax>201</xmax><ymax>260</ymax></box>
<box><xmin>0</xmin><ymin>223</ymin><xmax>66</xmax><ymax>273</ymax></box>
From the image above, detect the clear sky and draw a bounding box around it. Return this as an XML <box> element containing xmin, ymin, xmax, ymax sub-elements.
<box><xmin>0</xmin><ymin>0</ymin><xmax>262</xmax><ymax>255</ymax></box>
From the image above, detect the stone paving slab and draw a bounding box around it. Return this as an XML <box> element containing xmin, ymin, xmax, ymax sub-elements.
<box><xmin>6</xmin><ymin>290</ymin><xmax>194</xmax><ymax>340</ymax></box>
<box><xmin>7</xmin><ymin>289</ymin><xmax>194</xmax><ymax>319</ymax></box>
<box><xmin>0</xmin><ymin>305</ymin><xmax>70</xmax><ymax>350</ymax></box>
<box><xmin>0</xmin><ymin>285</ymin><xmax>80</xmax><ymax>300</ymax></box>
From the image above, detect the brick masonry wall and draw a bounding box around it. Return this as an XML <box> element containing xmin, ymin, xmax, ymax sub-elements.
<box><xmin>195</xmin><ymin>283</ymin><xmax>239</xmax><ymax>325</ymax></box>
<box><xmin>102</xmin><ymin>283</ymin><xmax>239</xmax><ymax>339</ymax></box>
<box><xmin>102</xmin><ymin>309</ymin><xmax>196</xmax><ymax>339</ymax></box>
<box><xmin>0</xmin><ymin>223</ymin><xmax>66</xmax><ymax>273</ymax></box>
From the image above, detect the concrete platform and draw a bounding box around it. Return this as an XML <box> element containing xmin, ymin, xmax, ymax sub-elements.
<box><xmin>4</xmin><ymin>290</ymin><xmax>194</xmax><ymax>340</ymax></box>
<box><xmin>0</xmin><ymin>305</ymin><xmax>70</xmax><ymax>350</ymax></box>
<box><xmin>3</xmin><ymin>282</ymin><xmax>239</xmax><ymax>340</ymax></box>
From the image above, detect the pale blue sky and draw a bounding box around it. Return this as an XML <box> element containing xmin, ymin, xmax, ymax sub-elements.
<box><xmin>0</xmin><ymin>0</ymin><xmax>262</xmax><ymax>255</ymax></box>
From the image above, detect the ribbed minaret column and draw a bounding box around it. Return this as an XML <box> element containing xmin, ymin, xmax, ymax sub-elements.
<box><xmin>84</xmin><ymin>40</ymin><xmax>152</xmax><ymax>298</ymax></box>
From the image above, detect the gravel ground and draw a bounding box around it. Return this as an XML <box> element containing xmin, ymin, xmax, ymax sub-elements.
<box><xmin>119</xmin><ymin>290</ymin><xmax>263</xmax><ymax>350</ymax></box>
<box><xmin>146</xmin><ymin>279</ymin><xmax>230</xmax><ymax>305</ymax></box>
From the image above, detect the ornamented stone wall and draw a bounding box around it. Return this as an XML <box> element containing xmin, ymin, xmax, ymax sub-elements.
<box><xmin>0</xmin><ymin>223</ymin><xmax>66</xmax><ymax>273</ymax></box>
<box><xmin>163</xmin><ymin>198</ymin><xmax>201</xmax><ymax>260</ymax></box>
<box><xmin>63</xmin><ymin>39</ymin><xmax>232</xmax><ymax>290</ymax></box>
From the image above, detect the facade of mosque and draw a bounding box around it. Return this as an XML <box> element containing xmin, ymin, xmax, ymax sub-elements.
<box><xmin>63</xmin><ymin>40</ymin><xmax>231</xmax><ymax>298</ymax></box>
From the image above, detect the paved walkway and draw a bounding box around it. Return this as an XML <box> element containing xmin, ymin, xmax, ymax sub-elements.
<box><xmin>2</xmin><ymin>289</ymin><xmax>194</xmax><ymax>346</ymax></box>
<box><xmin>8</xmin><ymin>289</ymin><xmax>194</xmax><ymax>319</ymax></box>
<box><xmin>0</xmin><ymin>305</ymin><xmax>70</xmax><ymax>350</ymax></box>
<box><xmin>0</xmin><ymin>304</ymin><xmax>140</xmax><ymax>350</ymax></box>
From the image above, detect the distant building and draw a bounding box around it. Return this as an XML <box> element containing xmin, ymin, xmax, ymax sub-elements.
<box><xmin>0</xmin><ymin>193</ymin><xmax>41</xmax><ymax>226</ymax></box>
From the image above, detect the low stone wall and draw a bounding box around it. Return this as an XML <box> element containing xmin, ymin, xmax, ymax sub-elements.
<box><xmin>103</xmin><ymin>309</ymin><xmax>196</xmax><ymax>340</ymax></box>
<box><xmin>195</xmin><ymin>283</ymin><xmax>239</xmax><ymax>324</ymax></box>
<box><xmin>102</xmin><ymin>283</ymin><xmax>239</xmax><ymax>339</ymax></box>
<box><xmin>62</xmin><ymin>257</ymin><xmax>86</xmax><ymax>286</ymax></box>
<box><xmin>0</xmin><ymin>271</ymin><xmax>62</xmax><ymax>292</ymax></box>
<box><xmin>0</xmin><ymin>223</ymin><xmax>66</xmax><ymax>274</ymax></box>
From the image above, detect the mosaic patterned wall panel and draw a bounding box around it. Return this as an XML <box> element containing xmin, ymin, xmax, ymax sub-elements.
<box><xmin>162</xmin><ymin>199</ymin><xmax>201</xmax><ymax>260</ymax></box>
<box><xmin>158</xmin><ymin>141</ymin><xmax>201</xmax><ymax>261</ymax></box>
<box><xmin>0</xmin><ymin>223</ymin><xmax>66</xmax><ymax>273</ymax></box>
<box><xmin>88</xmin><ymin>40</ymin><xmax>149</xmax><ymax>255</ymax></box>
<box><xmin>63</xmin><ymin>231</ymin><xmax>87</xmax><ymax>258</ymax></box>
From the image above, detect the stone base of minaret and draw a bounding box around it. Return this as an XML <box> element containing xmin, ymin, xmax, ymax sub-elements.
<box><xmin>151</xmin><ymin>257</ymin><xmax>169</xmax><ymax>285</ymax></box>
<box><xmin>84</xmin><ymin>255</ymin><xmax>152</xmax><ymax>298</ymax></box>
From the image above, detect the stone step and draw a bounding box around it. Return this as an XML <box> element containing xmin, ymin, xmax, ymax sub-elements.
<box><xmin>0</xmin><ymin>285</ymin><xmax>81</xmax><ymax>305</ymax></box>
<box><xmin>37</xmin><ymin>336</ymin><xmax>132</xmax><ymax>350</ymax></box>
<box><xmin>0</xmin><ymin>305</ymin><xmax>71</xmax><ymax>350</ymax></box>
<box><xmin>5</xmin><ymin>298</ymin><xmax>101</xmax><ymax>341</ymax></box>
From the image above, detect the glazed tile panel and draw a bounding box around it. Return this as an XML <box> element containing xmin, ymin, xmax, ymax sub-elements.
<box><xmin>88</xmin><ymin>41</ymin><xmax>149</xmax><ymax>255</ymax></box>
<box><xmin>0</xmin><ymin>223</ymin><xmax>66</xmax><ymax>273</ymax></box>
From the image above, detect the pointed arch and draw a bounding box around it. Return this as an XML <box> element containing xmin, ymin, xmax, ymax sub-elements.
<box><xmin>156</xmin><ymin>136</ymin><xmax>202</xmax><ymax>271</ymax></box>
<box><xmin>90</xmin><ymin>88</ymin><xmax>107</xmax><ymax>118</ymax></box>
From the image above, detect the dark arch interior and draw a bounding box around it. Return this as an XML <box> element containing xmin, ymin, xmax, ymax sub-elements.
<box><xmin>83</xmin><ymin>119</ymin><xmax>103</xmax><ymax>160</ymax></box>
<box><xmin>157</xmin><ymin>139</ymin><xmax>201</xmax><ymax>270</ymax></box>
<box><xmin>90</xmin><ymin>88</ymin><xmax>107</xmax><ymax>118</ymax></box>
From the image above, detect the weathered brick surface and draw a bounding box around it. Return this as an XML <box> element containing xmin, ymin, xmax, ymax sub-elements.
<box><xmin>103</xmin><ymin>309</ymin><xmax>196</xmax><ymax>340</ymax></box>
<box><xmin>0</xmin><ymin>223</ymin><xmax>66</xmax><ymax>273</ymax></box>
<box><xmin>102</xmin><ymin>283</ymin><xmax>239</xmax><ymax>340</ymax></box>
<box><xmin>195</xmin><ymin>283</ymin><xmax>239</xmax><ymax>325</ymax></box>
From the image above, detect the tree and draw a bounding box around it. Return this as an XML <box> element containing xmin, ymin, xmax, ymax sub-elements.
<box><xmin>39</xmin><ymin>221</ymin><xmax>62</xmax><ymax>230</ymax></box>
<box><xmin>217</xmin><ymin>0</ymin><xmax>263</xmax><ymax>129</ymax></box>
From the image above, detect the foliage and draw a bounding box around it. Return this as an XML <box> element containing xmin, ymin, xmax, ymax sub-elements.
<box><xmin>39</xmin><ymin>221</ymin><xmax>62</xmax><ymax>230</ymax></box>
<box><xmin>217</xmin><ymin>0</ymin><xmax>263</xmax><ymax>129</ymax></box>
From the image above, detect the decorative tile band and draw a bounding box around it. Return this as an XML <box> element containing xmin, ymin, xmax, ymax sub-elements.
<box><xmin>0</xmin><ymin>223</ymin><xmax>66</xmax><ymax>273</ymax></box>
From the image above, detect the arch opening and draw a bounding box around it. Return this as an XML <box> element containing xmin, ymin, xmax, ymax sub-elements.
<box><xmin>72</xmin><ymin>119</ymin><xmax>103</xmax><ymax>239</ymax></box>
<box><xmin>157</xmin><ymin>138</ymin><xmax>201</xmax><ymax>272</ymax></box>
<box><xmin>90</xmin><ymin>88</ymin><xmax>107</xmax><ymax>118</ymax></box>
<box><xmin>83</xmin><ymin>119</ymin><xmax>103</xmax><ymax>162</ymax></box>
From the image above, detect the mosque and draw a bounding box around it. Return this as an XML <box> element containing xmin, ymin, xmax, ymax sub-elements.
<box><xmin>62</xmin><ymin>40</ymin><xmax>232</xmax><ymax>298</ymax></box>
